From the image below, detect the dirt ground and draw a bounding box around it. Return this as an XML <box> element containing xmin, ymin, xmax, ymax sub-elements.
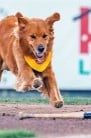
<box><xmin>0</xmin><ymin>104</ymin><xmax>91</xmax><ymax>138</ymax></box>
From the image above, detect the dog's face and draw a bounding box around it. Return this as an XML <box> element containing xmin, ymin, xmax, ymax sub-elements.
<box><xmin>17</xmin><ymin>13</ymin><xmax>60</xmax><ymax>63</ymax></box>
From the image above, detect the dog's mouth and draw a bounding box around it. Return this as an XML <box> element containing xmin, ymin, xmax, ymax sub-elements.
<box><xmin>31</xmin><ymin>45</ymin><xmax>46</xmax><ymax>64</ymax></box>
<box><xmin>36</xmin><ymin>52</ymin><xmax>44</xmax><ymax>58</ymax></box>
<box><xmin>35</xmin><ymin>52</ymin><xmax>45</xmax><ymax>64</ymax></box>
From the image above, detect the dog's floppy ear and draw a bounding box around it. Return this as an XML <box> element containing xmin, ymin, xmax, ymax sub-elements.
<box><xmin>45</xmin><ymin>12</ymin><xmax>60</xmax><ymax>26</ymax></box>
<box><xmin>16</xmin><ymin>12</ymin><xmax>28</xmax><ymax>30</ymax></box>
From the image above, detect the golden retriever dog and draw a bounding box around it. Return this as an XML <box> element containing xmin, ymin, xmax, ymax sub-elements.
<box><xmin>0</xmin><ymin>12</ymin><xmax>63</xmax><ymax>108</ymax></box>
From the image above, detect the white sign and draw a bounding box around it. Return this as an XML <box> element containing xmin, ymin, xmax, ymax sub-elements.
<box><xmin>0</xmin><ymin>0</ymin><xmax>91</xmax><ymax>89</ymax></box>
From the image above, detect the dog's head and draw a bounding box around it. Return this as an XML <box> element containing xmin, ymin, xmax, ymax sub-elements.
<box><xmin>16</xmin><ymin>12</ymin><xmax>60</xmax><ymax>63</ymax></box>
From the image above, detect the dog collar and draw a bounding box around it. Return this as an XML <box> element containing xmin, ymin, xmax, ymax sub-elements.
<box><xmin>24</xmin><ymin>51</ymin><xmax>52</xmax><ymax>72</ymax></box>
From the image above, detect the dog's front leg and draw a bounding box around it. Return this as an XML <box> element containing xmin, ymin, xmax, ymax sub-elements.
<box><xmin>43</xmin><ymin>66</ymin><xmax>64</xmax><ymax>108</ymax></box>
<box><xmin>13</xmin><ymin>39</ymin><xmax>42</xmax><ymax>91</ymax></box>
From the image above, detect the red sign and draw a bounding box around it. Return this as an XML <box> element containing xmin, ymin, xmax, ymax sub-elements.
<box><xmin>80</xmin><ymin>8</ymin><xmax>91</xmax><ymax>54</ymax></box>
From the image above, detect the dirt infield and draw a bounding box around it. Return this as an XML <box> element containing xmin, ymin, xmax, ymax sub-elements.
<box><xmin>0</xmin><ymin>104</ymin><xmax>91</xmax><ymax>138</ymax></box>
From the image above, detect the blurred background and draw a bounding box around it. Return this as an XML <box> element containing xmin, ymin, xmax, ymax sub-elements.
<box><xmin>0</xmin><ymin>0</ymin><xmax>91</xmax><ymax>99</ymax></box>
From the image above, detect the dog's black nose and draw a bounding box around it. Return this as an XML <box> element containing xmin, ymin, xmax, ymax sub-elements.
<box><xmin>37</xmin><ymin>45</ymin><xmax>45</xmax><ymax>52</ymax></box>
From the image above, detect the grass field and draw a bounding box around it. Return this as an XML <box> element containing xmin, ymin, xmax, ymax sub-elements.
<box><xmin>0</xmin><ymin>96</ymin><xmax>91</xmax><ymax>105</ymax></box>
<box><xmin>0</xmin><ymin>130</ymin><xmax>35</xmax><ymax>138</ymax></box>
<box><xmin>0</xmin><ymin>89</ymin><xmax>91</xmax><ymax>105</ymax></box>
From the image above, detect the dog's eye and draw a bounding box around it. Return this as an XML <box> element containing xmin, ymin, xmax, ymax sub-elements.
<box><xmin>30</xmin><ymin>35</ymin><xmax>36</xmax><ymax>39</ymax></box>
<box><xmin>42</xmin><ymin>34</ymin><xmax>47</xmax><ymax>39</ymax></box>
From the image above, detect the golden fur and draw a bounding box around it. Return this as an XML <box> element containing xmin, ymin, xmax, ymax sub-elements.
<box><xmin>0</xmin><ymin>12</ymin><xmax>63</xmax><ymax>108</ymax></box>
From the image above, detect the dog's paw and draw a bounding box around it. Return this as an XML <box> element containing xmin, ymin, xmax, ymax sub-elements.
<box><xmin>33</xmin><ymin>78</ymin><xmax>43</xmax><ymax>89</ymax></box>
<box><xmin>15</xmin><ymin>77</ymin><xmax>43</xmax><ymax>92</ymax></box>
<box><xmin>54</xmin><ymin>101</ymin><xmax>64</xmax><ymax>108</ymax></box>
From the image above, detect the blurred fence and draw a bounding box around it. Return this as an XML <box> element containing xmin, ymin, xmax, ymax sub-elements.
<box><xmin>0</xmin><ymin>89</ymin><xmax>91</xmax><ymax>98</ymax></box>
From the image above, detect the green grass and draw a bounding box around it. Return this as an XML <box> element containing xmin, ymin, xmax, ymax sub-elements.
<box><xmin>0</xmin><ymin>96</ymin><xmax>91</xmax><ymax>105</ymax></box>
<box><xmin>64</xmin><ymin>97</ymin><xmax>91</xmax><ymax>105</ymax></box>
<box><xmin>0</xmin><ymin>130</ymin><xmax>36</xmax><ymax>138</ymax></box>
<box><xmin>0</xmin><ymin>97</ymin><xmax>49</xmax><ymax>104</ymax></box>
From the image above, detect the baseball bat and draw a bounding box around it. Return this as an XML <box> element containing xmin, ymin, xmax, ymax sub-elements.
<box><xmin>19</xmin><ymin>112</ymin><xmax>91</xmax><ymax>120</ymax></box>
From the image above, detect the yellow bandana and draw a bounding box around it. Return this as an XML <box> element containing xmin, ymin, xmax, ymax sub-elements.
<box><xmin>24</xmin><ymin>51</ymin><xmax>52</xmax><ymax>72</ymax></box>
